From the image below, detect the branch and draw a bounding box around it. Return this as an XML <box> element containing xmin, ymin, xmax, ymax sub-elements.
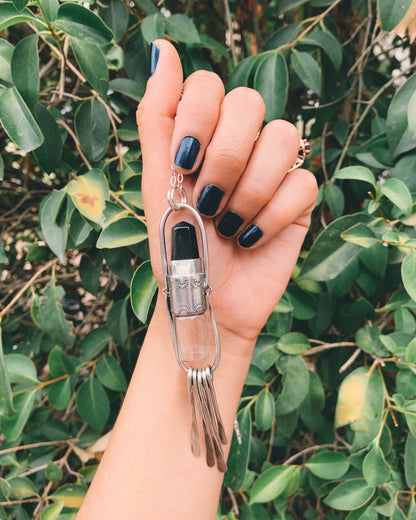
<box><xmin>223</xmin><ymin>0</ymin><xmax>238</xmax><ymax>65</ymax></box>
<box><xmin>0</xmin><ymin>258</ymin><xmax>58</xmax><ymax>320</ymax></box>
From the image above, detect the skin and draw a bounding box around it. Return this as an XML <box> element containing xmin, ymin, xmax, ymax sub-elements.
<box><xmin>76</xmin><ymin>40</ymin><xmax>318</xmax><ymax>520</ymax></box>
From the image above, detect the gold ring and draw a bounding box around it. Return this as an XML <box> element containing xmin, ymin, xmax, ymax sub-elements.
<box><xmin>287</xmin><ymin>138</ymin><xmax>311</xmax><ymax>173</ymax></box>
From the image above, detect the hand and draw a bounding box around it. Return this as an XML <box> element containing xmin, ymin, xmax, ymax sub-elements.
<box><xmin>137</xmin><ymin>40</ymin><xmax>318</xmax><ymax>350</ymax></box>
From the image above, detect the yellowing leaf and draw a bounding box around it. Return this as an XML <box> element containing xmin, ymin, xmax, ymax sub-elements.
<box><xmin>335</xmin><ymin>367</ymin><xmax>369</xmax><ymax>427</ymax></box>
<box><xmin>66</xmin><ymin>169</ymin><xmax>109</xmax><ymax>225</ymax></box>
<box><xmin>51</xmin><ymin>483</ymin><xmax>86</xmax><ymax>508</ymax></box>
<box><xmin>395</xmin><ymin>0</ymin><xmax>416</xmax><ymax>42</ymax></box>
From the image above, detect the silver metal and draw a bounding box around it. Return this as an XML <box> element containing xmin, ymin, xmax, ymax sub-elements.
<box><xmin>159</xmin><ymin>201</ymin><xmax>221</xmax><ymax>373</ymax></box>
<box><xmin>187</xmin><ymin>368</ymin><xmax>201</xmax><ymax>457</ymax></box>
<box><xmin>161</xmin><ymin>167</ymin><xmax>226</xmax><ymax>471</ymax></box>
<box><xmin>287</xmin><ymin>137</ymin><xmax>311</xmax><ymax>173</ymax></box>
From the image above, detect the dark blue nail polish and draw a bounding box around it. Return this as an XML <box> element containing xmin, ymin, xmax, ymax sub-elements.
<box><xmin>149</xmin><ymin>42</ymin><xmax>160</xmax><ymax>76</ymax></box>
<box><xmin>196</xmin><ymin>185</ymin><xmax>224</xmax><ymax>217</ymax></box>
<box><xmin>174</xmin><ymin>136</ymin><xmax>200</xmax><ymax>170</ymax></box>
<box><xmin>217</xmin><ymin>211</ymin><xmax>243</xmax><ymax>237</ymax></box>
<box><xmin>238</xmin><ymin>224</ymin><xmax>263</xmax><ymax>248</ymax></box>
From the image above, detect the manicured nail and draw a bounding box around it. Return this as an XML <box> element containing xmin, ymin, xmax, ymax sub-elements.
<box><xmin>217</xmin><ymin>211</ymin><xmax>243</xmax><ymax>237</ymax></box>
<box><xmin>174</xmin><ymin>136</ymin><xmax>200</xmax><ymax>170</ymax></box>
<box><xmin>149</xmin><ymin>42</ymin><xmax>160</xmax><ymax>76</ymax></box>
<box><xmin>238</xmin><ymin>224</ymin><xmax>263</xmax><ymax>248</ymax></box>
<box><xmin>196</xmin><ymin>185</ymin><xmax>224</xmax><ymax>216</ymax></box>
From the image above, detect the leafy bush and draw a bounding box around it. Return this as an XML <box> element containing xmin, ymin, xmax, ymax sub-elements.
<box><xmin>1</xmin><ymin>0</ymin><xmax>416</xmax><ymax>518</ymax></box>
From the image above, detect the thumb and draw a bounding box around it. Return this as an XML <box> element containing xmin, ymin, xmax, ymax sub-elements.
<box><xmin>136</xmin><ymin>40</ymin><xmax>183</xmax><ymax>277</ymax></box>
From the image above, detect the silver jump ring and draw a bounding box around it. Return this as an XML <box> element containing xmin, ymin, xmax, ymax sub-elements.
<box><xmin>167</xmin><ymin>186</ymin><xmax>187</xmax><ymax>210</ymax></box>
<box><xmin>287</xmin><ymin>138</ymin><xmax>311</xmax><ymax>173</ymax></box>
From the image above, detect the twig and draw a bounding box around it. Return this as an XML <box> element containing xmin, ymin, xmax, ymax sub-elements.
<box><xmin>339</xmin><ymin>348</ymin><xmax>361</xmax><ymax>373</ymax></box>
<box><xmin>57</xmin><ymin>119</ymin><xmax>92</xmax><ymax>170</ymax></box>
<box><xmin>283</xmin><ymin>443</ymin><xmax>340</xmax><ymax>465</ymax></box>
<box><xmin>0</xmin><ymin>438</ymin><xmax>74</xmax><ymax>456</ymax></box>
<box><xmin>223</xmin><ymin>0</ymin><xmax>238</xmax><ymax>65</ymax></box>
<box><xmin>227</xmin><ymin>487</ymin><xmax>239</xmax><ymax>516</ymax></box>
<box><xmin>335</xmin><ymin>62</ymin><xmax>416</xmax><ymax>171</ymax></box>
<box><xmin>266</xmin><ymin>420</ymin><xmax>276</xmax><ymax>462</ymax></box>
<box><xmin>109</xmin><ymin>189</ymin><xmax>147</xmax><ymax>224</ymax></box>
<box><xmin>0</xmin><ymin>258</ymin><xmax>58</xmax><ymax>320</ymax></box>
<box><xmin>303</xmin><ymin>341</ymin><xmax>357</xmax><ymax>356</ymax></box>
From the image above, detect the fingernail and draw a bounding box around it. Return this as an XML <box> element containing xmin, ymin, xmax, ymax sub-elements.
<box><xmin>174</xmin><ymin>136</ymin><xmax>200</xmax><ymax>170</ymax></box>
<box><xmin>217</xmin><ymin>211</ymin><xmax>243</xmax><ymax>237</ymax></box>
<box><xmin>149</xmin><ymin>42</ymin><xmax>160</xmax><ymax>76</ymax></box>
<box><xmin>238</xmin><ymin>224</ymin><xmax>263</xmax><ymax>248</ymax></box>
<box><xmin>196</xmin><ymin>185</ymin><xmax>224</xmax><ymax>216</ymax></box>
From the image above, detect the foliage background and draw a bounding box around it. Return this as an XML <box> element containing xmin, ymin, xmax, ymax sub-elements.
<box><xmin>1</xmin><ymin>0</ymin><xmax>416</xmax><ymax>518</ymax></box>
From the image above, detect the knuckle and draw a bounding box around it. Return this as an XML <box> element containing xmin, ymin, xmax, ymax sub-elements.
<box><xmin>296</xmin><ymin>169</ymin><xmax>319</xmax><ymax>200</ymax></box>
<box><xmin>211</xmin><ymin>147</ymin><xmax>246</xmax><ymax>173</ymax></box>
<box><xmin>239</xmin><ymin>182</ymin><xmax>266</xmax><ymax>208</ymax></box>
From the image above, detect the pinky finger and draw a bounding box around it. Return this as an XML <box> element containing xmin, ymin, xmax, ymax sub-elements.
<box><xmin>237</xmin><ymin>169</ymin><xmax>318</xmax><ymax>249</ymax></box>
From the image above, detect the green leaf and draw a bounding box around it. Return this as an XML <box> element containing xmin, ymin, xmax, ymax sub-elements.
<box><xmin>303</xmin><ymin>30</ymin><xmax>343</xmax><ymax>71</ymax></box>
<box><xmin>402</xmin><ymin>250</ymin><xmax>416</xmax><ymax>302</ymax></box>
<box><xmin>38</xmin><ymin>279</ymin><xmax>75</xmax><ymax>348</ymax></box>
<box><xmin>5</xmin><ymin>354</ymin><xmax>38</xmax><ymax>383</ymax></box>
<box><xmin>333</xmin><ymin>166</ymin><xmax>376</xmax><ymax>187</ymax></box>
<box><xmin>341</xmin><ymin>223</ymin><xmax>379</xmax><ymax>249</ymax></box>
<box><xmin>50</xmin><ymin>483</ymin><xmax>86</xmax><ymax>509</ymax></box>
<box><xmin>275</xmin><ymin>354</ymin><xmax>309</xmax><ymax>415</ymax></box>
<box><xmin>278</xmin><ymin>332</ymin><xmax>310</xmax><ymax>355</ymax></box>
<box><xmin>254</xmin><ymin>52</ymin><xmax>288</xmax><ymax>122</ymax></box>
<box><xmin>298</xmin><ymin>213</ymin><xmax>371</xmax><ymax>281</ymax></box>
<box><xmin>11</xmin><ymin>0</ymin><xmax>28</xmax><ymax>9</ymax></box>
<box><xmin>96</xmin><ymin>355</ymin><xmax>127</xmax><ymax>392</ymax></box>
<box><xmin>0</xmin><ymin>39</ymin><xmax>14</xmax><ymax>85</ymax></box>
<box><xmin>48</xmin><ymin>378</ymin><xmax>71</xmax><ymax>410</ymax></box>
<box><xmin>9</xmin><ymin>477</ymin><xmax>37</xmax><ymax>499</ymax></box>
<box><xmin>291</xmin><ymin>51</ymin><xmax>321</xmax><ymax>95</ymax></box>
<box><xmin>39</xmin><ymin>0</ymin><xmax>59</xmax><ymax>22</ymax></box>
<box><xmin>54</xmin><ymin>3</ymin><xmax>114</xmax><ymax>44</ymax></box>
<box><xmin>79</xmin><ymin>250</ymin><xmax>103</xmax><ymax>296</ymax></box>
<box><xmin>78</xmin><ymin>327</ymin><xmax>111</xmax><ymax>361</ymax></box>
<box><xmin>39</xmin><ymin>190</ymin><xmax>67</xmax><ymax>262</ymax></box>
<box><xmin>74</xmin><ymin>99</ymin><xmax>110</xmax><ymax>162</ymax></box>
<box><xmin>255</xmin><ymin>390</ymin><xmax>275</xmax><ymax>431</ymax></box>
<box><xmin>381</xmin><ymin>178</ymin><xmax>412</xmax><ymax>216</ymax></box>
<box><xmin>362</xmin><ymin>445</ymin><xmax>390</xmax><ymax>487</ymax></box>
<box><xmin>245</xmin><ymin>365</ymin><xmax>266</xmax><ymax>386</ymax></box>
<box><xmin>324</xmin><ymin>479</ymin><xmax>375</xmax><ymax>511</ymax></box>
<box><xmin>0</xmin><ymin>240</ymin><xmax>5</xmax><ymax>262</ymax></box>
<box><xmin>66</xmin><ymin>169</ymin><xmax>109</xmax><ymax>226</ymax></box>
<box><xmin>165</xmin><ymin>14</ymin><xmax>200</xmax><ymax>44</ymax></box>
<box><xmin>76</xmin><ymin>376</ymin><xmax>110</xmax><ymax>432</ymax></box>
<box><xmin>306</xmin><ymin>451</ymin><xmax>349</xmax><ymax>480</ymax></box>
<box><xmin>130</xmin><ymin>260</ymin><xmax>157</xmax><ymax>324</ymax></box>
<box><xmin>109</xmin><ymin>78</ymin><xmax>144</xmax><ymax>102</ymax></box>
<box><xmin>249</xmin><ymin>465</ymin><xmax>298</xmax><ymax>504</ymax></box>
<box><xmin>141</xmin><ymin>13</ymin><xmax>165</xmax><ymax>44</ymax></box>
<box><xmin>107</xmin><ymin>297</ymin><xmax>128</xmax><ymax>346</ymax></box>
<box><xmin>0</xmin><ymin>87</ymin><xmax>43</xmax><ymax>152</ymax></box>
<box><xmin>355</xmin><ymin>325</ymin><xmax>389</xmax><ymax>357</ymax></box>
<box><xmin>0</xmin><ymin>3</ymin><xmax>35</xmax><ymax>31</ymax></box>
<box><xmin>324</xmin><ymin>183</ymin><xmax>344</xmax><ymax>219</ymax></box>
<box><xmin>224</xmin><ymin>407</ymin><xmax>251</xmax><ymax>491</ymax></box>
<box><xmin>48</xmin><ymin>345</ymin><xmax>75</xmax><ymax>377</ymax></box>
<box><xmin>251</xmin><ymin>335</ymin><xmax>279</xmax><ymax>371</ymax></box>
<box><xmin>40</xmin><ymin>501</ymin><xmax>64</xmax><ymax>520</ymax></box>
<box><xmin>97</xmin><ymin>217</ymin><xmax>147</xmax><ymax>248</ymax></box>
<box><xmin>98</xmin><ymin>0</ymin><xmax>128</xmax><ymax>42</ymax></box>
<box><xmin>71</xmin><ymin>38</ymin><xmax>109</xmax><ymax>98</ymax></box>
<box><xmin>386</xmin><ymin>74</ymin><xmax>416</xmax><ymax>158</ymax></box>
<box><xmin>0</xmin><ymin>329</ymin><xmax>14</xmax><ymax>416</ymax></box>
<box><xmin>405</xmin><ymin>433</ymin><xmax>416</xmax><ymax>487</ymax></box>
<box><xmin>378</xmin><ymin>0</ymin><xmax>412</xmax><ymax>31</ymax></box>
<box><xmin>396</xmin><ymin>369</ymin><xmax>416</xmax><ymax>398</ymax></box>
<box><xmin>103</xmin><ymin>247</ymin><xmax>132</xmax><ymax>286</ymax></box>
<box><xmin>1</xmin><ymin>389</ymin><xmax>36</xmax><ymax>442</ymax></box>
<box><xmin>263</xmin><ymin>22</ymin><xmax>302</xmax><ymax>51</ymax></box>
<box><xmin>408</xmin><ymin>90</ymin><xmax>416</xmax><ymax>140</ymax></box>
<box><xmin>46</xmin><ymin>461</ymin><xmax>63</xmax><ymax>482</ymax></box>
<box><xmin>226</xmin><ymin>55</ymin><xmax>258</xmax><ymax>91</ymax></box>
<box><xmin>32</xmin><ymin>104</ymin><xmax>63</xmax><ymax>173</ymax></box>
<box><xmin>11</xmin><ymin>34</ymin><xmax>39</xmax><ymax>112</ymax></box>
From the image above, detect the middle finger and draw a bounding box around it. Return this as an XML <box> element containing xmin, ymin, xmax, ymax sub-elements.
<box><xmin>193</xmin><ymin>87</ymin><xmax>266</xmax><ymax>217</ymax></box>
